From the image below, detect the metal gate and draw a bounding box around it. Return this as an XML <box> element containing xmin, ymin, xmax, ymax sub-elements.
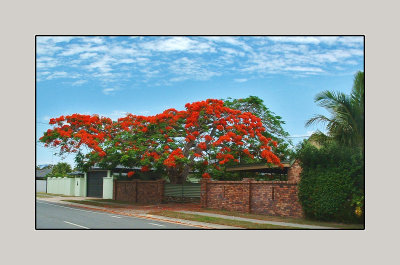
<box><xmin>87</xmin><ymin>171</ymin><xmax>104</xmax><ymax>197</ymax></box>
<box><xmin>164</xmin><ymin>183</ymin><xmax>201</xmax><ymax>202</ymax></box>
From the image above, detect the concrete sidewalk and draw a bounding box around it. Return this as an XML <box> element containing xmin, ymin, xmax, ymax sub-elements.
<box><xmin>178</xmin><ymin>211</ymin><xmax>335</xmax><ymax>229</ymax></box>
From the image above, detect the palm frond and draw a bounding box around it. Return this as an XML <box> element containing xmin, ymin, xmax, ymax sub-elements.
<box><xmin>305</xmin><ymin>114</ymin><xmax>332</xmax><ymax>128</ymax></box>
<box><xmin>306</xmin><ymin>72</ymin><xmax>364</xmax><ymax>148</ymax></box>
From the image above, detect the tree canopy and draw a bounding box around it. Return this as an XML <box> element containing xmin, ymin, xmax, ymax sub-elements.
<box><xmin>40</xmin><ymin>98</ymin><xmax>284</xmax><ymax>183</ymax></box>
<box><xmin>45</xmin><ymin>162</ymin><xmax>72</xmax><ymax>178</ymax></box>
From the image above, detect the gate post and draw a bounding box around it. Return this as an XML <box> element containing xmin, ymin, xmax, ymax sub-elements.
<box><xmin>113</xmin><ymin>179</ymin><xmax>117</xmax><ymax>200</ymax></box>
<box><xmin>243</xmin><ymin>178</ymin><xmax>254</xmax><ymax>213</ymax></box>
<box><xmin>158</xmin><ymin>179</ymin><xmax>165</xmax><ymax>203</ymax></box>
<box><xmin>200</xmin><ymin>179</ymin><xmax>209</xmax><ymax>208</ymax></box>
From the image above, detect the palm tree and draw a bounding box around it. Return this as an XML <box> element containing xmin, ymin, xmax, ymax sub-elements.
<box><xmin>306</xmin><ymin>71</ymin><xmax>364</xmax><ymax>148</ymax></box>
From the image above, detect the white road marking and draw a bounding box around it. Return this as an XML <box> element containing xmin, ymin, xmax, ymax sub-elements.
<box><xmin>148</xmin><ymin>223</ymin><xmax>165</xmax><ymax>227</ymax></box>
<box><xmin>110</xmin><ymin>215</ymin><xmax>122</xmax><ymax>218</ymax></box>
<box><xmin>37</xmin><ymin>201</ymin><xmax>108</xmax><ymax>215</ymax></box>
<box><xmin>37</xmin><ymin>200</ymin><xmax>188</xmax><ymax>228</ymax></box>
<box><xmin>63</xmin><ymin>221</ymin><xmax>89</xmax><ymax>229</ymax></box>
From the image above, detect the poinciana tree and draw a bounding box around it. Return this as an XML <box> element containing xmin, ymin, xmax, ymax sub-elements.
<box><xmin>40</xmin><ymin>99</ymin><xmax>283</xmax><ymax>183</ymax></box>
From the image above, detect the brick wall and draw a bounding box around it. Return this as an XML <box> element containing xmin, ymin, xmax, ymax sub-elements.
<box><xmin>113</xmin><ymin>179</ymin><xmax>165</xmax><ymax>204</ymax></box>
<box><xmin>200</xmin><ymin>162</ymin><xmax>304</xmax><ymax>218</ymax></box>
<box><xmin>201</xmin><ymin>179</ymin><xmax>303</xmax><ymax>218</ymax></box>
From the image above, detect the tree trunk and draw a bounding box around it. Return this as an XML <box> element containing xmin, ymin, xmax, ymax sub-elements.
<box><xmin>167</xmin><ymin>168</ymin><xmax>186</xmax><ymax>184</ymax></box>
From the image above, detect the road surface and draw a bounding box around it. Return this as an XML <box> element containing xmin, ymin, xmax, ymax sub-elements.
<box><xmin>36</xmin><ymin>200</ymin><xmax>197</xmax><ymax>229</ymax></box>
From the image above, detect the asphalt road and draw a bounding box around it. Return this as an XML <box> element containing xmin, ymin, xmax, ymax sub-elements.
<box><xmin>36</xmin><ymin>200</ymin><xmax>197</xmax><ymax>229</ymax></box>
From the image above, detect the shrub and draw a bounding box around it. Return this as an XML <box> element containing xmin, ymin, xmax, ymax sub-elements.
<box><xmin>297</xmin><ymin>142</ymin><xmax>364</xmax><ymax>223</ymax></box>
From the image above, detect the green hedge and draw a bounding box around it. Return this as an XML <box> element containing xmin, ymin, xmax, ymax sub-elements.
<box><xmin>297</xmin><ymin>142</ymin><xmax>364</xmax><ymax>223</ymax></box>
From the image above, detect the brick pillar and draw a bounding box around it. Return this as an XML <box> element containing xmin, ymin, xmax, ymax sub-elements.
<box><xmin>288</xmin><ymin>160</ymin><xmax>302</xmax><ymax>183</ymax></box>
<box><xmin>158</xmin><ymin>179</ymin><xmax>165</xmax><ymax>203</ymax></box>
<box><xmin>200</xmin><ymin>179</ymin><xmax>209</xmax><ymax>208</ymax></box>
<box><xmin>133</xmin><ymin>179</ymin><xmax>138</xmax><ymax>203</ymax></box>
<box><xmin>113</xmin><ymin>179</ymin><xmax>117</xmax><ymax>200</ymax></box>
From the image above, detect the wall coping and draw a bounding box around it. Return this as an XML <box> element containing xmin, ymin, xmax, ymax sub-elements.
<box><xmin>203</xmin><ymin>180</ymin><xmax>298</xmax><ymax>185</ymax></box>
<box><xmin>115</xmin><ymin>179</ymin><xmax>165</xmax><ymax>183</ymax></box>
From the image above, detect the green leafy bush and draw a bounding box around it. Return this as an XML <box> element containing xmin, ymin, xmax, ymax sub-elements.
<box><xmin>297</xmin><ymin>142</ymin><xmax>364</xmax><ymax>223</ymax></box>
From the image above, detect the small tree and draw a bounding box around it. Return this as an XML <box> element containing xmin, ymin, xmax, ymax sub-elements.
<box><xmin>45</xmin><ymin>162</ymin><xmax>72</xmax><ymax>178</ymax></box>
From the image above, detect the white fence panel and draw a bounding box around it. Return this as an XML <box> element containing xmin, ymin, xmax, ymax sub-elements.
<box><xmin>36</xmin><ymin>180</ymin><xmax>47</xmax><ymax>193</ymax></box>
<box><xmin>46</xmin><ymin>177</ymin><xmax>77</xmax><ymax>195</ymax></box>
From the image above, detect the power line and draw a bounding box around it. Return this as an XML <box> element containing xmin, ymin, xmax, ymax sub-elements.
<box><xmin>287</xmin><ymin>135</ymin><xmax>311</xmax><ymax>138</ymax></box>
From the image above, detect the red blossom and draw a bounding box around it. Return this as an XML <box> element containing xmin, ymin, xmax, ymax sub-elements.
<box><xmin>202</xmin><ymin>173</ymin><xmax>211</xmax><ymax>179</ymax></box>
<box><xmin>141</xmin><ymin>166</ymin><xmax>150</xmax><ymax>172</ymax></box>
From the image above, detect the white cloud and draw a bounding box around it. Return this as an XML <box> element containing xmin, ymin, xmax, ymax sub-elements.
<box><xmin>142</xmin><ymin>37</ymin><xmax>214</xmax><ymax>53</ymax></box>
<box><xmin>268</xmin><ymin>37</ymin><xmax>320</xmax><ymax>44</ymax></box>
<box><xmin>118</xmin><ymin>58</ymin><xmax>135</xmax><ymax>64</ymax></box>
<box><xmin>80</xmin><ymin>37</ymin><xmax>104</xmax><ymax>44</ymax></box>
<box><xmin>46</xmin><ymin>71</ymin><xmax>68</xmax><ymax>80</ymax></box>
<box><xmin>60</xmin><ymin>44</ymin><xmax>109</xmax><ymax>56</ymax></box>
<box><xmin>220</xmin><ymin>47</ymin><xmax>245</xmax><ymax>56</ymax></box>
<box><xmin>345</xmin><ymin>60</ymin><xmax>359</xmax><ymax>65</ymax></box>
<box><xmin>338</xmin><ymin>37</ymin><xmax>364</xmax><ymax>46</ymax></box>
<box><xmin>86</xmin><ymin>55</ymin><xmax>115</xmax><ymax>72</ymax></box>
<box><xmin>71</xmin><ymin>80</ymin><xmax>87</xmax><ymax>86</ymax></box>
<box><xmin>37</xmin><ymin>57</ymin><xmax>58</xmax><ymax>68</ymax></box>
<box><xmin>37</xmin><ymin>37</ymin><xmax>75</xmax><ymax>44</ymax></box>
<box><xmin>268</xmin><ymin>36</ymin><xmax>339</xmax><ymax>45</ymax></box>
<box><xmin>102</xmin><ymin>88</ymin><xmax>117</xmax><ymax>95</ymax></box>
<box><xmin>234</xmin><ymin>78</ymin><xmax>248</xmax><ymax>83</ymax></box>
<box><xmin>206</xmin><ymin>37</ymin><xmax>253</xmax><ymax>52</ymax></box>
<box><xmin>80</xmin><ymin>52</ymin><xmax>97</xmax><ymax>59</ymax></box>
<box><xmin>109</xmin><ymin>46</ymin><xmax>138</xmax><ymax>56</ymax></box>
<box><xmin>169</xmin><ymin>57</ymin><xmax>220</xmax><ymax>82</ymax></box>
<box><xmin>284</xmin><ymin>66</ymin><xmax>324</xmax><ymax>73</ymax></box>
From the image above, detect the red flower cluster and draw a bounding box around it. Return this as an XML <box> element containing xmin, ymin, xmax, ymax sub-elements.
<box><xmin>141</xmin><ymin>166</ymin><xmax>150</xmax><ymax>172</ymax></box>
<box><xmin>202</xmin><ymin>173</ymin><xmax>211</xmax><ymax>179</ymax></box>
<box><xmin>40</xmin><ymin>98</ymin><xmax>283</xmax><ymax>172</ymax></box>
<box><xmin>163</xmin><ymin>148</ymin><xmax>184</xmax><ymax>168</ymax></box>
<box><xmin>127</xmin><ymin>171</ymin><xmax>135</xmax><ymax>177</ymax></box>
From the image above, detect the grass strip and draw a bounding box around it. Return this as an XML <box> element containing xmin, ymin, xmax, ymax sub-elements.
<box><xmin>36</xmin><ymin>192</ymin><xmax>73</xmax><ymax>197</ymax></box>
<box><xmin>36</xmin><ymin>195</ymin><xmax>51</xmax><ymax>198</ymax></box>
<box><xmin>197</xmin><ymin>208</ymin><xmax>364</xmax><ymax>229</ymax></box>
<box><xmin>88</xmin><ymin>199</ymin><xmax>139</xmax><ymax>205</ymax></box>
<box><xmin>149</xmin><ymin>210</ymin><xmax>301</xmax><ymax>229</ymax></box>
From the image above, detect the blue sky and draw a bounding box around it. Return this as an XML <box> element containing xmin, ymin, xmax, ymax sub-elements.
<box><xmin>36</xmin><ymin>36</ymin><xmax>364</xmax><ymax>167</ymax></box>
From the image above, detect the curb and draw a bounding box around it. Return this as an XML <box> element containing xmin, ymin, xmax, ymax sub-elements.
<box><xmin>38</xmin><ymin>200</ymin><xmax>235</xmax><ymax>229</ymax></box>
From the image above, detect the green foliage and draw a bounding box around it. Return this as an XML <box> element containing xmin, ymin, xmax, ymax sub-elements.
<box><xmin>74</xmin><ymin>151</ymin><xmax>95</xmax><ymax>172</ymax></box>
<box><xmin>224</xmin><ymin>96</ymin><xmax>294</xmax><ymax>160</ymax></box>
<box><xmin>45</xmin><ymin>162</ymin><xmax>73</xmax><ymax>178</ymax></box>
<box><xmin>297</xmin><ymin>141</ymin><xmax>364</xmax><ymax>223</ymax></box>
